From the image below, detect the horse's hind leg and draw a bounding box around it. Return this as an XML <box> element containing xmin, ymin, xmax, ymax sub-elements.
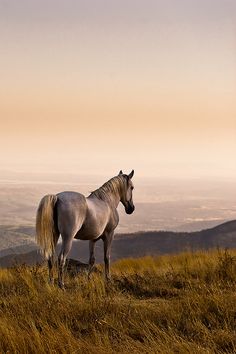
<box><xmin>48</xmin><ymin>255</ymin><xmax>54</xmax><ymax>284</ymax></box>
<box><xmin>58</xmin><ymin>237</ymin><xmax>73</xmax><ymax>289</ymax></box>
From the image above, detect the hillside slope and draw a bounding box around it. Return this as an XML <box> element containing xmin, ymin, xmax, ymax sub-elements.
<box><xmin>0</xmin><ymin>250</ymin><xmax>236</xmax><ymax>353</ymax></box>
<box><xmin>0</xmin><ymin>225</ymin><xmax>35</xmax><ymax>257</ymax></box>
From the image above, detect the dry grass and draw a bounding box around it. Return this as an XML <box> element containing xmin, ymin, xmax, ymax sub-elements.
<box><xmin>1</xmin><ymin>249</ymin><xmax>236</xmax><ymax>354</ymax></box>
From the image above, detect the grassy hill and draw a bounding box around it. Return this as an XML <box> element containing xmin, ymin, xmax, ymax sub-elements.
<box><xmin>1</xmin><ymin>249</ymin><xmax>236</xmax><ymax>353</ymax></box>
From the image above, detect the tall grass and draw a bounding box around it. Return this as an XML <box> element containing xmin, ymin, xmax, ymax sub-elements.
<box><xmin>0</xmin><ymin>249</ymin><xmax>236</xmax><ymax>353</ymax></box>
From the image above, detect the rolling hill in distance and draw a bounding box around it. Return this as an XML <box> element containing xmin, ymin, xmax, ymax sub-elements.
<box><xmin>1</xmin><ymin>220</ymin><xmax>236</xmax><ymax>267</ymax></box>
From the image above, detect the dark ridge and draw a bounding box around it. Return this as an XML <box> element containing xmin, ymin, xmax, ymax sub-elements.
<box><xmin>0</xmin><ymin>220</ymin><xmax>235</xmax><ymax>267</ymax></box>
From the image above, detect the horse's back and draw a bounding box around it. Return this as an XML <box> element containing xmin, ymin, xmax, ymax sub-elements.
<box><xmin>56</xmin><ymin>191</ymin><xmax>86</xmax><ymax>204</ymax></box>
<box><xmin>56</xmin><ymin>191</ymin><xmax>87</xmax><ymax>236</ymax></box>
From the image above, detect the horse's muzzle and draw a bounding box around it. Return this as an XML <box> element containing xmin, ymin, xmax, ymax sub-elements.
<box><xmin>125</xmin><ymin>203</ymin><xmax>135</xmax><ymax>214</ymax></box>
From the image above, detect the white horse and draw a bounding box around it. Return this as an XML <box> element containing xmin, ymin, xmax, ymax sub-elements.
<box><xmin>36</xmin><ymin>170</ymin><xmax>135</xmax><ymax>288</ymax></box>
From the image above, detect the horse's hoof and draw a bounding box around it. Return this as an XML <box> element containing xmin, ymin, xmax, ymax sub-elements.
<box><xmin>58</xmin><ymin>283</ymin><xmax>65</xmax><ymax>290</ymax></box>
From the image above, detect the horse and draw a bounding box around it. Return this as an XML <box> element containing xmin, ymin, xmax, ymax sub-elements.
<box><xmin>36</xmin><ymin>170</ymin><xmax>135</xmax><ymax>288</ymax></box>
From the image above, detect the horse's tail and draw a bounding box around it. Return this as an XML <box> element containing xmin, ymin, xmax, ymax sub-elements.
<box><xmin>36</xmin><ymin>194</ymin><xmax>58</xmax><ymax>259</ymax></box>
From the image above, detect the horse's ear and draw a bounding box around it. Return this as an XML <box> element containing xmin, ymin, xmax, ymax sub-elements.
<box><xmin>119</xmin><ymin>170</ymin><xmax>123</xmax><ymax>175</ymax></box>
<box><xmin>129</xmin><ymin>170</ymin><xmax>134</xmax><ymax>179</ymax></box>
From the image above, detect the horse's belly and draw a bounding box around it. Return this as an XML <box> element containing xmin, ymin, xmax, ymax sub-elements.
<box><xmin>74</xmin><ymin>226</ymin><xmax>102</xmax><ymax>240</ymax></box>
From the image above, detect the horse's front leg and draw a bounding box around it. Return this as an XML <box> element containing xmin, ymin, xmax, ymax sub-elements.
<box><xmin>88</xmin><ymin>240</ymin><xmax>96</xmax><ymax>280</ymax></box>
<box><xmin>103</xmin><ymin>231</ymin><xmax>114</xmax><ymax>281</ymax></box>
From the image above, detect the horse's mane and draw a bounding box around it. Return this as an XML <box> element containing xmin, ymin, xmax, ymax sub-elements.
<box><xmin>90</xmin><ymin>175</ymin><xmax>126</xmax><ymax>201</ymax></box>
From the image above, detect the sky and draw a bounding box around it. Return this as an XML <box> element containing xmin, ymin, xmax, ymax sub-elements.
<box><xmin>0</xmin><ymin>0</ymin><xmax>235</xmax><ymax>178</ymax></box>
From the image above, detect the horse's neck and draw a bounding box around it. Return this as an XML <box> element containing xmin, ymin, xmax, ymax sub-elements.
<box><xmin>89</xmin><ymin>189</ymin><xmax>120</xmax><ymax>209</ymax></box>
<box><xmin>106</xmin><ymin>178</ymin><xmax>123</xmax><ymax>208</ymax></box>
<box><xmin>107</xmin><ymin>191</ymin><xmax>120</xmax><ymax>209</ymax></box>
<box><xmin>97</xmin><ymin>189</ymin><xmax>120</xmax><ymax>209</ymax></box>
<box><xmin>90</xmin><ymin>177</ymin><xmax>123</xmax><ymax>209</ymax></box>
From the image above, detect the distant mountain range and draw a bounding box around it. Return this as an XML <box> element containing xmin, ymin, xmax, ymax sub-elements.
<box><xmin>0</xmin><ymin>220</ymin><xmax>235</xmax><ymax>267</ymax></box>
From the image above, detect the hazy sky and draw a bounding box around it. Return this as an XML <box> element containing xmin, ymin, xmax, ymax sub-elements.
<box><xmin>0</xmin><ymin>0</ymin><xmax>235</xmax><ymax>178</ymax></box>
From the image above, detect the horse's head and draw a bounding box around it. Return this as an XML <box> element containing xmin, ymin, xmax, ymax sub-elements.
<box><xmin>119</xmin><ymin>170</ymin><xmax>135</xmax><ymax>214</ymax></box>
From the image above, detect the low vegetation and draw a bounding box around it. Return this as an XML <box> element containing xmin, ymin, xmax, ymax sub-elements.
<box><xmin>1</xmin><ymin>249</ymin><xmax>236</xmax><ymax>353</ymax></box>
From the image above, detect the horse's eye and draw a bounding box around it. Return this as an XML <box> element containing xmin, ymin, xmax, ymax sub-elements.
<box><xmin>131</xmin><ymin>186</ymin><xmax>134</xmax><ymax>190</ymax></box>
